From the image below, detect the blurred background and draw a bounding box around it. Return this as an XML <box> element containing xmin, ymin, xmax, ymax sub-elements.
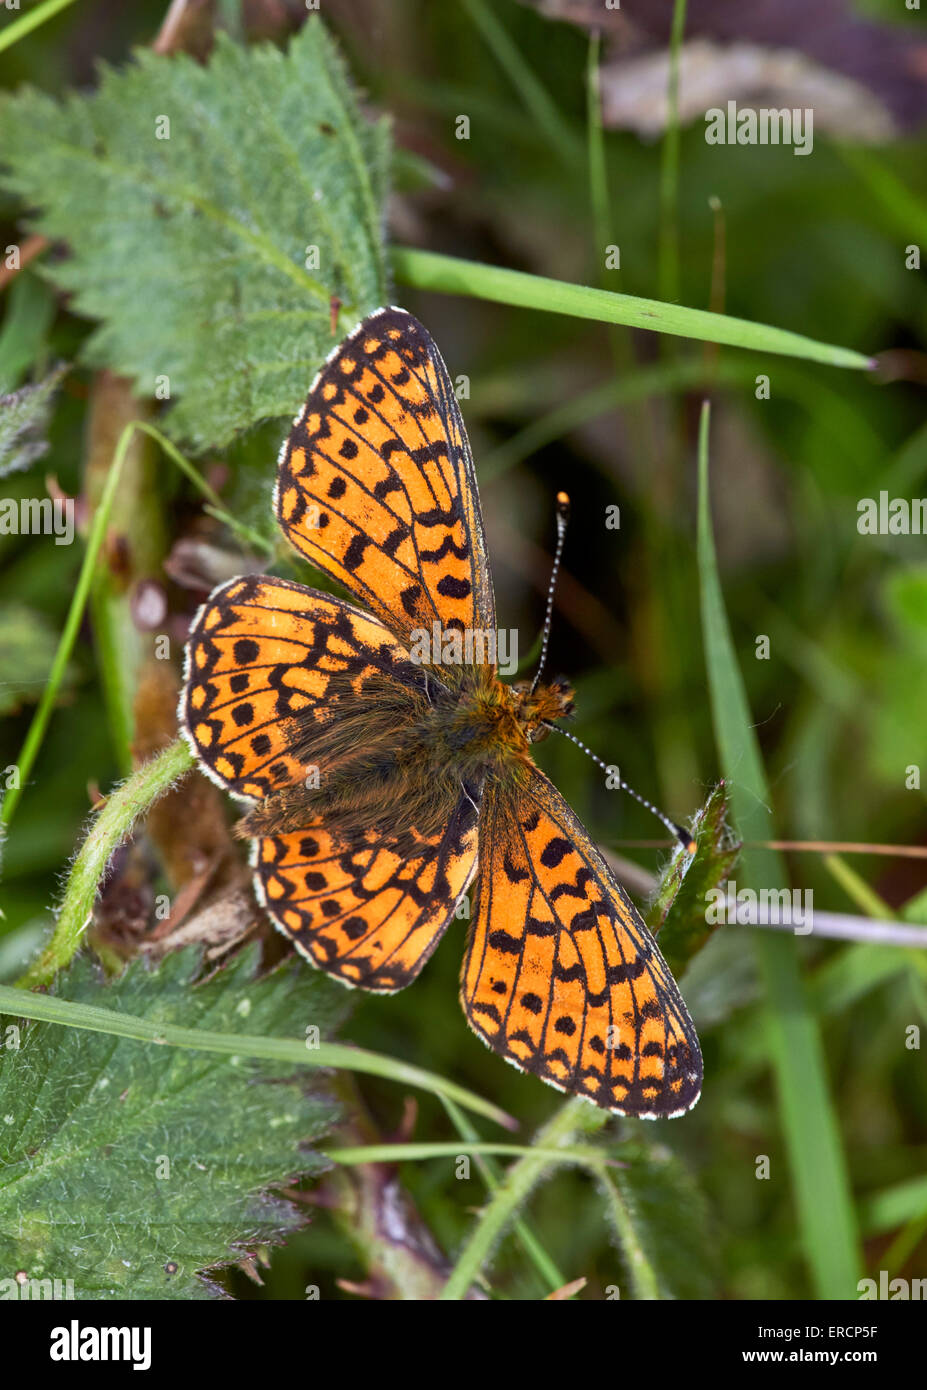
<box><xmin>1</xmin><ymin>0</ymin><xmax>926</xmax><ymax>1299</ymax></box>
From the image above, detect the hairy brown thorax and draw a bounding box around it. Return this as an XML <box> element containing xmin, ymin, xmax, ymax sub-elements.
<box><xmin>239</xmin><ymin>666</ymin><xmax>575</xmax><ymax>846</ymax></box>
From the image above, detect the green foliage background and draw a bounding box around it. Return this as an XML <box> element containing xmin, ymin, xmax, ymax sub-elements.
<box><xmin>0</xmin><ymin>0</ymin><xmax>925</xmax><ymax>1300</ymax></box>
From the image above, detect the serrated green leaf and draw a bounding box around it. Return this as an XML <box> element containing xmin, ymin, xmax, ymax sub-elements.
<box><xmin>0</xmin><ymin>273</ymin><xmax>57</xmax><ymax>392</ymax></box>
<box><xmin>645</xmin><ymin>782</ymin><xmax>739</xmax><ymax>977</ymax></box>
<box><xmin>0</xmin><ymin>21</ymin><xmax>390</xmax><ymax>450</ymax></box>
<box><xmin>0</xmin><ymin>366</ymin><xmax>65</xmax><ymax>477</ymax></box>
<box><xmin>0</xmin><ymin>945</ymin><xmax>348</xmax><ymax>1299</ymax></box>
<box><xmin>600</xmin><ymin>1141</ymin><xmax>718</xmax><ymax>1300</ymax></box>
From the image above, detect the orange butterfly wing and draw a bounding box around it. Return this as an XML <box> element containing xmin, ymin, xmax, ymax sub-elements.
<box><xmin>462</xmin><ymin>771</ymin><xmax>702</xmax><ymax>1118</ymax></box>
<box><xmin>179</xmin><ymin>573</ymin><xmax>421</xmax><ymax>801</ymax></box>
<box><xmin>180</xmin><ymin>571</ymin><xmax>477</xmax><ymax>988</ymax></box>
<box><xmin>274</xmin><ymin>306</ymin><xmax>495</xmax><ymax>646</ymax></box>
<box><xmin>253</xmin><ymin>790</ymin><xmax>480</xmax><ymax>993</ymax></box>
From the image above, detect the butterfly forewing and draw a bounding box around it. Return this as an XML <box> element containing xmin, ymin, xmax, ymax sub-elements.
<box><xmin>461</xmin><ymin>772</ymin><xmax>702</xmax><ymax>1118</ymax></box>
<box><xmin>180</xmin><ymin>574</ymin><xmax>421</xmax><ymax>801</ymax></box>
<box><xmin>275</xmin><ymin>307</ymin><xmax>495</xmax><ymax>647</ymax></box>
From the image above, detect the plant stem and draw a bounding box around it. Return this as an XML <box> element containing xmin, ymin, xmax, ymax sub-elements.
<box><xmin>0</xmin><ymin>417</ymin><xmax>274</xmax><ymax>830</ymax></box>
<box><xmin>1</xmin><ymin>419</ymin><xmax>135</xmax><ymax>828</ymax></box>
<box><xmin>586</xmin><ymin>31</ymin><xmax>612</xmax><ymax>270</ymax></box>
<box><xmin>16</xmin><ymin>739</ymin><xmax>194</xmax><ymax>989</ymax></box>
<box><xmin>133</xmin><ymin>420</ymin><xmax>274</xmax><ymax>556</ymax></box>
<box><xmin>597</xmin><ymin>1171</ymin><xmax>660</xmax><ymax>1300</ymax></box>
<box><xmin>439</xmin><ymin>1098</ymin><xmax>606</xmax><ymax>1300</ymax></box>
<box><xmin>657</xmin><ymin>0</ymin><xmax>688</xmax><ymax>306</ymax></box>
<box><xmin>441</xmin><ymin>1095</ymin><xmax>566</xmax><ymax>1291</ymax></box>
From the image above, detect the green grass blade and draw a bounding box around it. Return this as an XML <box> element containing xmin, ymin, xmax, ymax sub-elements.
<box><xmin>823</xmin><ymin>854</ymin><xmax>895</xmax><ymax>919</ymax></box>
<box><xmin>0</xmin><ymin>983</ymin><xmax>515</xmax><ymax>1131</ymax></box>
<box><xmin>657</xmin><ymin>0</ymin><xmax>688</xmax><ymax>305</ymax></box>
<box><xmin>809</xmin><ymin>942</ymin><xmax>918</xmax><ymax>1017</ymax></box>
<box><xmin>324</xmin><ymin>1142</ymin><xmax>610</xmax><ymax>1166</ymax></box>
<box><xmin>859</xmin><ymin>1176</ymin><xmax>927</xmax><ymax>1237</ymax></box>
<box><xmin>0</xmin><ymin>0</ymin><xmax>78</xmax><ymax>54</ymax></box>
<box><xmin>459</xmin><ymin>0</ymin><xmax>577</xmax><ymax>168</ymax></box>
<box><xmin>696</xmin><ymin>400</ymin><xmax>862</xmax><ymax>1298</ymax></box>
<box><xmin>586</xmin><ymin>32</ymin><xmax>611</xmax><ymax>266</ymax></box>
<box><xmin>837</xmin><ymin>144</ymin><xmax>927</xmax><ymax>247</ymax></box>
<box><xmin>0</xmin><ymin>419</ymin><xmax>134</xmax><ymax>829</ymax></box>
<box><xmin>481</xmin><ymin>358</ymin><xmax>746</xmax><ymax>481</ymax></box>
<box><xmin>393</xmin><ymin>248</ymin><xmax>875</xmax><ymax>370</ymax></box>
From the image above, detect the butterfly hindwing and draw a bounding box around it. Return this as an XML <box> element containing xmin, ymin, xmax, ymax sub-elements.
<box><xmin>274</xmin><ymin>307</ymin><xmax>495</xmax><ymax>647</ymax></box>
<box><xmin>462</xmin><ymin>771</ymin><xmax>702</xmax><ymax>1118</ymax></box>
<box><xmin>254</xmin><ymin>784</ymin><xmax>481</xmax><ymax>992</ymax></box>
<box><xmin>179</xmin><ymin>574</ymin><xmax>423</xmax><ymax>801</ymax></box>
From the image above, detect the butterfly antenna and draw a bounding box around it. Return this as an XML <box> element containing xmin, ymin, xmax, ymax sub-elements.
<box><xmin>543</xmin><ymin>723</ymin><xmax>697</xmax><ymax>855</ymax></box>
<box><xmin>529</xmin><ymin>491</ymin><xmax>570</xmax><ymax>696</ymax></box>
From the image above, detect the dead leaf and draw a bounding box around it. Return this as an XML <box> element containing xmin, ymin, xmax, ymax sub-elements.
<box><xmin>519</xmin><ymin>0</ymin><xmax>927</xmax><ymax>131</ymax></box>
<box><xmin>600</xmin><ymin>39</ymin><xmax>896</xmax><ymax>143</ymax></box>
<box><xmin>545</xmin><ymin>1275</ymin><xmax>588</xmax><ymax>1300</ymax></box>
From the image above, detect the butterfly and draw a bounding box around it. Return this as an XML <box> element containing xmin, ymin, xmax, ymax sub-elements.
<box><xmin>179</xmin><ymin>307</ymin><xmax>702</xmax><ymax>1118</ymax></box>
